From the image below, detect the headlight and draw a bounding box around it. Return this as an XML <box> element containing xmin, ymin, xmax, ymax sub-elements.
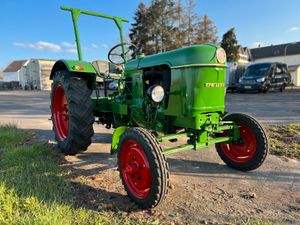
<box><xmin>148</xmin><ymin>85</ymin><xmax>165</xmax><ymax>103</ymax></box>
<box><xmin>239</xmin><ymin>78</ymin><xmax>243</xmax><ymax>84</ymax></box>
<box><xmin>216</xmin><ymin>48</ymin><xmax>226</xmax><ymax>64</ymax></box>
<box><xmin>256</xmin><ymin>77</ymin><xmax>265</xmax><ymax>82</ymax></box>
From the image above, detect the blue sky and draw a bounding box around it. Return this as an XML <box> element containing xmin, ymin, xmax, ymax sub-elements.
<box><xmin>1</xmin><ymin>0</ymin><xmax>299</xmax><ymax>68</ymax></box>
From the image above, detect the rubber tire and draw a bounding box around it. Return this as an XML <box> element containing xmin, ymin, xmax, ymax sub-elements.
<box><xmin>262</xmin><ymin>85</ymin><xmax>269</xmax><ymax>93</ymax></box>
<box><xmin>117</xmin><ymin>127</ymin><xmax>169</xmax><ymax>209</ymax></box>
<box><xmin>279</xmin><ymin>84</ymin><xmax>285</xmax><ymax>92</ymax></box>
<box><xmin>51</xmin><ymin>70</ymin><xmax>94</xmax><ymax>155</ymax></box>
<box><xmin>215</xmin><ymin>113</ymin><xmax>269</xmax><ymax>171</ymax></box>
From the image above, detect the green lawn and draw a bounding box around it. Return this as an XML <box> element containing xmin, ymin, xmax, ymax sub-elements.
<box><xmin>0</xmin><ymin>125</ymin><xmax>146</xmax><ymax>225</ymax></box>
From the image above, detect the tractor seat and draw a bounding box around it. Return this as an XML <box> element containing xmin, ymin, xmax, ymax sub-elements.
<box><xmin>91</xmin><ymin>60</ymin><xmax>123</xmax><ymax>79</ymax></box>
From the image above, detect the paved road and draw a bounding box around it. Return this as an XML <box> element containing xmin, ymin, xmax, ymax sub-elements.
<box><xmin>0</xmin><ymin>89</ymin><xmax>299</xmax><ymax>127</ymax></box>
<box><xmin>225</xmin><ymin>89</ymin><xmax>300</xmax><ymax>124</ymax></box>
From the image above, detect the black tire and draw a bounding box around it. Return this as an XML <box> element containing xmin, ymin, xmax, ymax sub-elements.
<box><xmin>215</xmin><ymin>113</ymin><xmax>269</xmax><ymax>171</ymax></box>
<box><xmin>262</xmin><ymin>85</ymin><xmax>269</xmax><ymax>93</ymax></box>
<box><xmin>50</xmin><ymin>70</ymin><xmax>94</xmax><ymax>155</ymax></box>
<box><xmin>117</xmin><ymin>127</ymin><xmax>169</xmax><ymax>209</ymax></box>
<box><xmin>279</xmin><ymin>84</ymin><xmax>285</xmax><ymax>92</ymax></box>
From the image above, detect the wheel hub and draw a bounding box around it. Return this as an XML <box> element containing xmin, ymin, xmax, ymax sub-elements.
<box><xmin>52</xmin><ymin>84</ymin><xmax>69</xmax><ymax>140</ymax></box>
<box><xmin>221</xmin><ymin>123</ymin><xmax>257</xmax><ymax>163</ymax></box>
<box><xmin>120</xmin><ymin>140</ymin><xmax>151</xmax><ymax>199</ymax></box>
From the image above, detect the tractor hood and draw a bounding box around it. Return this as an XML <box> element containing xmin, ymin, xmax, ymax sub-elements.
<box><xmin>126</xmin><ymin>44</ymin><xmax>226</xmax><ymax>70</ymax></box>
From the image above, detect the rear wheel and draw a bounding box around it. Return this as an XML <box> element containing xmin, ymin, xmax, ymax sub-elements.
<box><xmin>117</xmin><ymin>127</ymin><xmax>169</xmax><ymax>208</ymax></box>
<box><xmin>216</xmin><ymin>113</ymin><xmax>268</xmax><ymax>171</ymax></box>
<box><xmin>51</xmin><ymin>70</ymin><xmax>94</xmax><ymax>155</ymax></box>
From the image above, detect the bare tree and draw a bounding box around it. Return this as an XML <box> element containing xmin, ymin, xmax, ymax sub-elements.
<box><xmin>129</xmin><ymin>0</ymin><xmax>219</xmax><ymax>55</ymax></box>
<box><xmin>195</xmin><ymin>14</ymin><xmax>218</xmax><ymax>44</ymax></box>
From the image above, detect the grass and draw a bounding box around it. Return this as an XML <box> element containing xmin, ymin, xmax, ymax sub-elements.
<box><xmin>0</xmin><ymin>125</ymin><xmax>147</xmax><ymax>225</ymax></box>
<box><xmin>267</xmin><ymin>124</ymin><xmax>300</xmax><ymax>160</ymax></box>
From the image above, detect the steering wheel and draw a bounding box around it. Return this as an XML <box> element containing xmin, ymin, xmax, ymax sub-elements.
<box><xmin>108</xmin><ymin>43</ymin><xmax>137</xmax><ymax>65</ymax></box>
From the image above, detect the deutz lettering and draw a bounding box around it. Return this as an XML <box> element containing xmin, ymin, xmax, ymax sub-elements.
<box><xmin>204</xmin><ymin>83</ymin><xmax>225</xmax><ymax>87</ymax></box>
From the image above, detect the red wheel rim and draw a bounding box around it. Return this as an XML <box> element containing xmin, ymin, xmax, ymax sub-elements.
<box><xmin>52</xmin><ymin>84</ymin><xmax>69</xmax><ymax>140</ymax></box>
<box><xmin>120</xmin><ymin>140</ymin><xmax>151</xmax><ymax>199</ymax></box>
<box><xmin>220</xmin><ymin>123</ymin><xmax>257</xmax><ymax>163</ymax></box>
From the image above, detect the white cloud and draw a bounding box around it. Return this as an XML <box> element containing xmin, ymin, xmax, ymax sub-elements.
<box><xmin>35</xmin><ymin>41</ymin><xmax>61</xmax><ymax>52</ymax></box>
<box><xmin>13</xmin><ymin>42</ymin><xmax>26</xmax><ymax>47</ymax></box>
<box><xmin>13</xmin><ymin>41</ymin><xmax>61</xmax><ymax>52</ymax></box>
<box><xmin>91</xmin><ymin>43</ymin><xmax>108</xmax><ymax>49</ymax></box>
<box><xmin>252</xmin><ymin>42</ymin><xmax>264</xmax><ymax>48</ymax></box>
<box><xmin>66</xmin><ymin>48</ymin><xmax>77</xmax><ymax>54</ymax></box>
<box><xmin>13</xmin><ymin>40</ymin><xmax>87</xmax><ymax>54</ymax></box>
<box><xmin>289</xmin><ymin>26</ymin><xmax>299</xmax><ymax>32</ymax></box>
<box><xmin>61</xmin><ymin>41</ymin><xmax>76</xmax><ymax>48</ymax></box>
<box><xmin>91</xmin><ymin>43</ymin><xmax>98</xmax><ymax>49</ymax></box>
<box><xmin>61</xmin><ymin>41</ymin><xmax>79</xmax><ymax>53</ymax></box>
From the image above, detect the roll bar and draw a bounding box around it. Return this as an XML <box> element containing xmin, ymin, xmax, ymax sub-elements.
<box><xmin>61</xmin><ymin>6</ymin><xmax>129</xmax><ymax>61</ymax></box>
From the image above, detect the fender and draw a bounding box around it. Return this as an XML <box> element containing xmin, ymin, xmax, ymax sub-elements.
<box><xmin>50</xmin><ymin>59</ymin><xmax>97</xmax><ymax>79</ymax></box>
<box><xmin>50</xmin><ymin>60</ymin><xmax>97</xmax><ymax>89</ymax></box>
<box><xmin>111</xmin><ymin>126</ymin><xmax>128</xmax><ymax>154</ymax></box>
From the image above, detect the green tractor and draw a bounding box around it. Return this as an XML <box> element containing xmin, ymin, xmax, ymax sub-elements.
<box><xmin>50</xmin><ymin>6</ymin><xmax>269</xmax><ymax>209</ymax></box>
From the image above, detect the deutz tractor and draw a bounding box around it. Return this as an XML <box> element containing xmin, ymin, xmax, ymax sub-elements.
<box><xmin>50</xmin><ymin>6</ymin><xmax>269</xmax><ymax>209</ymax></box>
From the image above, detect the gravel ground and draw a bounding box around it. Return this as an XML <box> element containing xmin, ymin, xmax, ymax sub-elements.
<box><xmin>0</xmin><ymin>90</ymin><xmax>299</xmax><ymax>224</ymax></box>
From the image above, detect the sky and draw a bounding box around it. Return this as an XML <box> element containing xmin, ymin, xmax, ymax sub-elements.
<box><xmin>1</xmin><ymin>0</ymin><xmax>300</xmax><ymax>69</ymax></box>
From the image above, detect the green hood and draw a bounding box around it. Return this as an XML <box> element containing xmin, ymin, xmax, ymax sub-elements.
<box><xmin>126</xmin><ymin>44</ymin><xmax>224</xmax><ymax>70</ymax></box>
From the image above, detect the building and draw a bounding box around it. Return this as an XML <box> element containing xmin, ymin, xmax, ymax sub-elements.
<box><xmin>3</xmin><ymin>60</ymin><xmax>27</xmax><ymax>85</ymax></box>
<box><xmin>23</xmin><ymin>59</ymin><xmax>55</xmax><ymax>90</ymax></box>
<box><xmin>237</xmin><ymin>46</ymin><xmax>251</xmax><ymax>64</ymax></box>
<box><xmin>288</xmin><ymin>65</ymin><xmax>300</xmax><ymax>86</ymax></box>
<box><xmin>0</xmin><ymin>69</ymin><xmax>3</xmax><ymax>80</ymax></box>
<box><xmin>3</xmin><ymin>59</ymin><xmax>55</xmax><ymax>90</ymax></box>
<box><xmin>250</xmin><ymin>42</ymin><xmax>300</xmax><ymax>86</ymax></box>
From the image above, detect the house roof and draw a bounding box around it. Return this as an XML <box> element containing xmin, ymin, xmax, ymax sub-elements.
<box><xmin>3</xmin><ymin>60</ymin><xmax>27</xmax><ymax>72</ymax></box>
<box><xmin>250</xmin><ymin>42</ymin><xmax>300</xmax><ymax>60</ymax></box>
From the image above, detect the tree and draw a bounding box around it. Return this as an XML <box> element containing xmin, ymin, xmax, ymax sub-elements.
<box><xmin>170</xmin><ymin>0</ymin><xmax>186</xmax><ymax>48</ymax></box>
<box><xmin>183</xmin><ymin>0</ymin><xmax>198</xmax><ymax>46</ymax></box>
<box><xmin>129</xmin><ymin>3</ymin><xmax>152</xmax><ymax>55</ymax></box>
<box><xmin>129</xmin><ymin>1</ymin><xmax>219</xmax><ymax>54</ymax></box>
<box><xmin>195</xmin><ymin>14</ymin><xmax>218</xmax><ymax>44</ymax></box>
<box><xmin>129</xmin><ymin>0</ymin><xmax>179</xmax><ymax>54</ymax></box>
<box><xmin>148</xmin><ymin>0</ymin><xmax>178</xmax><ymax>53</ymax></box>
<box><xmin>221</xmin><ymin>28</ymin><xmax>239</xmax><ymax>62</ymax></box>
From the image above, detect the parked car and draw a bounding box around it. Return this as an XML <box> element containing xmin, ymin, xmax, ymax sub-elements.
<box><xmin>237</xmin><ymin>62</ymin><xmax>291</xmax><ymax>93</ymax></box>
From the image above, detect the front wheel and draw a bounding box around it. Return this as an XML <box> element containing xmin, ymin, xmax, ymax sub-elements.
<box><xmin>216</xmin><ymin>113</ymin><xmax>269</xmax><ymax>171</ymax></box>
<box><xmin>117</xmin><ymin>128</ymin><xmax>169</xmax><ymax>208</ymax></box>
